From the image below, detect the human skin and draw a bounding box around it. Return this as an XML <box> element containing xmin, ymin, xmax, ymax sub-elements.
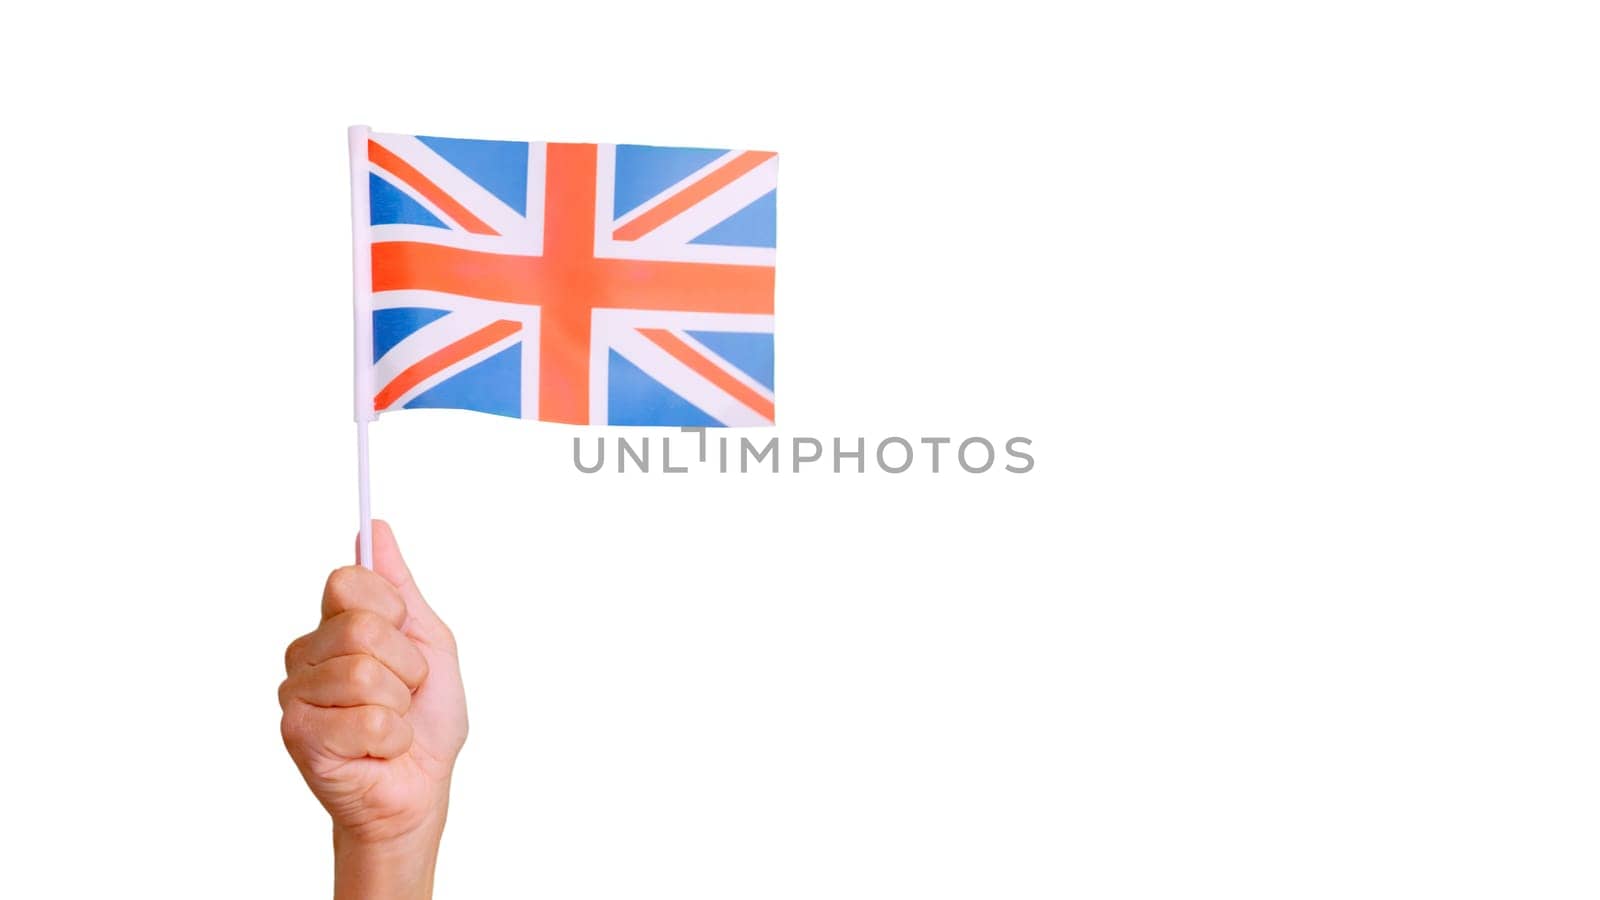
<box><xmin>280</xmin><ymin>521</ymin><xmax>468</xmax><ymax>899</ymax></box>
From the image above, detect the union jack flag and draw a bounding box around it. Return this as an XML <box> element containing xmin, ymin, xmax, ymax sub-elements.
<box><xmin>357</xmin><ymin>130</ymin><xmax>777</xmax><ymax>426</ymax></box>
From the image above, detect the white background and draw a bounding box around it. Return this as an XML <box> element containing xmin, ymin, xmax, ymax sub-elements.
<box><xmin>2</xmin><ymin>1</ymin><xmax>1596</xmax><ymax>897</ymax></box>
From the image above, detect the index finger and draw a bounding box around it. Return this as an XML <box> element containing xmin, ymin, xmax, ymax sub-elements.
<box><xmin>321</xmin><ymin>566</ymin><xmax>406</xmax><ymax>627</ymax></box>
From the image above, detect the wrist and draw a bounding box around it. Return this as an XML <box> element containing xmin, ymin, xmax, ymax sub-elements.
<box><xmin>332</xmin><ymin>804</ymin><xmax>449</xmax><ymax>900</ymax></box>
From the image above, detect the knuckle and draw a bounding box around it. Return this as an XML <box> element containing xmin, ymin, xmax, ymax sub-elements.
<box><xmin>323</xmin><ymin>567</ymin><xmax>363</xmax><ymax>606</ymax></box>
<box><xmin>339</xmin><ymin>610</ymin><xmax>384</xmax><ymax>650</ymax></box>
<box><xmin>279</xmin><ymin>705</ymin><xmax>308</xmax><ymax>749</ymax></box>
<box><xmin>360</xmin><ymin>705</ymin><xmax>393</xmax><ymax>737</ymax></box>
<box><xmin>347</xmin><ymin>655</ymin><xmax>382</xmax><ymax>690</ymax></box>
<box><xmin>283</xmin><ymin>637</ymin><xmax>304</xmax><ymax>673</ymax></box>
<box><xmin>355</xmin><ymin>608</ymin><xmax>392</xmax><ymax>643</ymax></box>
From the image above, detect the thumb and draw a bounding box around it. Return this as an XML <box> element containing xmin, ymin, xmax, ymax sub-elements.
<box><xmin>368</xmin><ymin>519</ymin><xmax>456</xmax><ymax>652</ymax></box>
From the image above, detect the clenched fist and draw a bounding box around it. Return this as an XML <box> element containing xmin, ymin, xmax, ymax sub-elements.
<box><xmin>280</xmin><ymin>521</ymin><xmax>468</xmax><ymax>899</ymax></box>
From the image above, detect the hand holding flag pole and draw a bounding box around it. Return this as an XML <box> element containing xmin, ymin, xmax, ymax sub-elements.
<box><xmin>348</xmin><ymin>125</ymin><xmax>375</xmax><ymax>569</ymax></box>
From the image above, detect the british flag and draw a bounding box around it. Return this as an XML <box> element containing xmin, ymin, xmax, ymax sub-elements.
<box><xmin>358</xmin><ymin>131</ymin><xmax>777</xmax><ymax>426</ymax></box>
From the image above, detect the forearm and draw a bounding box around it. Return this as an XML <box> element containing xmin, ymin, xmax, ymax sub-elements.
<box><xmin>332</xmin><ymin>813</ymin><xmax>447</xmax><ymax>900</ymax></box>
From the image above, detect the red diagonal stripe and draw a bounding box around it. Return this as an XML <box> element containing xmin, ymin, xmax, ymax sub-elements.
<box><xmin>375</xmin><ymin>319</ymin><xmax>521</xmax><ymax>411</ymax></box>
<box><xmin>637</xmin><ymin>328</ymin><xmax>775</xmax><ymax>423</ymax></box>
<box><xmin>612</xmin><ymin>151</ymin><xmax>776</xmax><ymax>242</ymax></box>
<box><xmin>369</xmin><ymin>140</ymin><xmax>499</xmax><ymax>236</ymax></box>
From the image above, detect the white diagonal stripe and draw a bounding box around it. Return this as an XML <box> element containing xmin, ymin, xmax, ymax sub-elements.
<box><xmin>669</xmin><ymin>328</ymin><xmax>774</xmax><ymax>403</ymax></box>
<box><xmin>370</xmin><ymin>132</ymin><xmax>535</xmax><ymax>243</ymax></box>
<box><xmin>374</xmin><ymin>309</ymin><xmax>498</xmax><ymax>398</ymax></box>
<box><xmin>609</xmin><ymin>147</ymin><xmax>743</xmax><ymax>229</ymax></box>
<box><xmin>592</xmin><ymin>146</ymin><xmax>776</xmax><ymax>266</ymax></box>
<box><xmin>385</xmin><ymin>330</ymin><xmax>524</xmax><ymax>412</ymax></box>
<box><xmin>367</xmin><ymin>165</ymin><xmax>462</xmax><ymax>230</ymax></box>
<box><xmin>591</xmin><ymin>311</ymin><xmax>774</xmax><ymax>425</ymax></box>
<box><xmin>628</xmin><ymin>155</ymin><xmax>777</xmax><ymax>246</ymax></box>
<box><xmin>607</xmin><ymin>325</ymin><xmax>771</xmax><ymax>427</ymax></box>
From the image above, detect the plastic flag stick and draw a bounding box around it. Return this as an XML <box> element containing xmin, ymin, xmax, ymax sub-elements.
<box><xmin>348</xmin><ymin>125</ymin><xmax>375</xmax><ymax>569</ymax></box>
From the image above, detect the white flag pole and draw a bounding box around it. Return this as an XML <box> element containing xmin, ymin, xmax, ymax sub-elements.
<box><xmin>348</xmin><ymin>125</ymin><xmax>376</xmax><ymax>569</ymax></box>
